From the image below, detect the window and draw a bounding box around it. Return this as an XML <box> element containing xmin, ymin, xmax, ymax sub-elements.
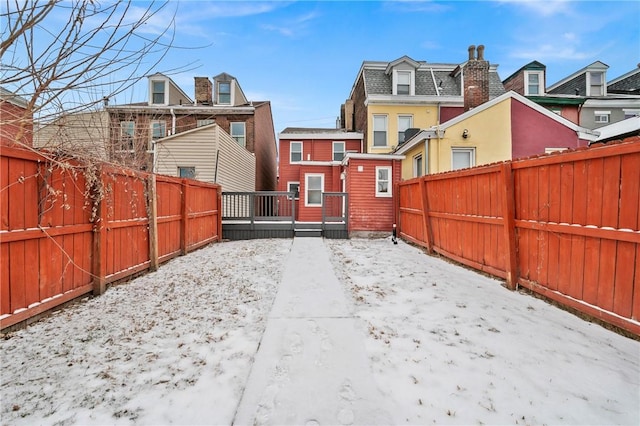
<box><xmin>373</xmin><ymin>115</ymin><xmax>387</xmax><ymax>147</ymax></box>
<box><xmin>197</xmin><ymin>119</ymin><xmax>215</xmax><ymax>127</ymax></box>
<box><xmin>151</xmin><ymin>121</ymin><xmax>166</xmax><ymax>139</ymax></box>
<box><xmin>594</xmin><ymin>111</ymin><xmax>610</xmax><ymax>123</ymax></box>
<box><xmin>178</xmin><ymin>166</ymin><xmax>196</xmax><ymax>179</ymax></box>
<box><xmin>525</xmin><ymin>71</ymin><xmax>543</xmax><ymax>96</ymax></box>
<box><xmin>288</xmin><ymin>182</ymin><xmax>300</xmax><ymax>199</ymax></box>
<box><xmin>333</xmin><ymin>141</ymin><xmax>345</xmax><ymax>161</ymax></box>
<box><xmin>550</xmin><ymin>107</ymin><xmax>562</xmax><ymax>115</ymax></box>
<box><xmin>451</xmin><ymin>148</ymin><xmax>476</xmax><ymax>170</ymax></box>
<box><xmin>151</xmin><ymin>80</ymin><xmax>165</xmax><ymax>104</ymax></box>
<box><xmin>218</xmin><ymin>82</ymin><xmax>231</xmax><ymax>104</ymax></box>
<box><xmin>120</xmin><ymin>121</ymin><xmax>135</xmax><ymax>151</ymax></box>
<box><xmin>623</xmin><ymin>109</ymin><xmax>640</xmax><ymax>119</ymax></box>
<box><xmin>588</xmin><ymin>72</ymin><xmax>605</xmax><ymax>96</ymax></box>
<box><xmin>290</xmin><ymin>141</ymin><xmax>302</xmax><ymax>163</ymax></box>
<box><xmin>413</xmin><ymin>154</ymin><xmax>423</xmax><ymax>178</ymax></box>
<box><xmin>398</xmin><ymin>115</ymin><xmax>413</xmax><ymax>144</ymax></box>
<box><xmin>397</xmin><ymin>71</ymin><xmax>411</xmax><ymax>95</ymax></box>
<box><xmin>376</xmin><ymin>166</ymin><xmax>392</xmax><ymax>197</ymax></box>
<box><xmin>231</xmin><ymin>122</ymin><xmax>246</xmax><ymax>146</ymax></box>
<box><xmin>305</xmin><ymin>174</ymin><xmax>324</xmax><ymax>207</ymax></box>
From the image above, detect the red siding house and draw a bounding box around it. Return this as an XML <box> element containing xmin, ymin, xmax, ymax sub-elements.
<box><xmin>278</xmin><ymin>128</ymin><xmax>404</xmax><ymax>235</ymax></box>
<box><xmin>278</xmin><ymin>128</ymin><xmax>363</xmax><ymax>221</ymax></box>
<box><xmin>342</xmin><ymin>154</ymin><xmax>404</xmax><ymax>234</ymax></box>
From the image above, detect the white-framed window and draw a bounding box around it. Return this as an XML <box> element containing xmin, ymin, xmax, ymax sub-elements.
<box><xmin>396</xmin><ymin>71</ymin><xmax>411</xmax><ymax>95</ymax></box>
<box><xmin>594</xmin><ymin>111</ymin><xmax>610</xmax><ymax>123</ymax></box>
<box><xmin>149</xmin><ymin>120</ymin><xmax>166</xmax><ymax>150</ymax></box>
<box><xmin>623</xmin><ymin>109</ymin><xmax>640</xmax><ymax>119</ymax></box>
<box><xmin>290</xmin><ymin>141</ymin><xmax>302</xmax><ymax>163</ymax></box>
<box><xmin>178</xmin><ymin>166</ymin><xmax>196</xmax><ymax>179</ymax></box>
<box><xmin>120</xmin><ymin>121</ymin><xmax>135</xmax><ymax>151</ymax></box>
<box><xmin>375</xmin><ymin>166</ymin><xmax>392</xmax><ymax>197</ymax></box>
<box><xmin>398</xmin><ymin>115</ymin><xmax>413</xmax><ymax>144</ymax></box>
<box><xmin>218</xmin><ymin>82</ymin><xmax>231</xmax><ymax>104</ymax></box>
<box><xmin>150</xmin><ymin>80</ymin><xmax>166</xmax><ymax>105</ymax></box>
<box><xmin>413</xmin><ymin>154</ymin><xmax>423</xmax><ymax>178</ymax></box>
<box><xmin>451</xmin><ymin>147</ymin><xmax>476</xmax><ymax>170</ymax></box>
<box><xmin>588</xmin><ymin>71</ymin><xmax>605</xmax><ymax>96</ymax></box>
<box><xmin>333</xmin><ymin>141</ymin><xmax>345</xmax><ymax>161</ymax></box>
<box><xmin>230</xmin><ymin>122</ymin><xmax>246</xmax><ymax>146</ymax></box>
<box><xmin>373</xmin><ymin>115</ymin><xmax>387</xmax><ymax>147</ymax></box>
<box><xmin>197</xmin><ymin>119</ymin><xmax>215</xmax><ymax>127</ymax></box>
<box><xmin>524</xmin><ymin>71</ymin><xmax>544</xmax><ymax>96</ymax></box>
<box><xmin>305</xmin><ymin>174</ymin><xmax>324</xmax><ymax>207</ymax></box>
<box><xmin>288</xmin><ymin>182</ymin><xmax>300</xmax><ymax>199</ymax></box>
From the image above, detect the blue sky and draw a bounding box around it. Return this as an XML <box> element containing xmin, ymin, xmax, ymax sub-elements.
<box><xmin>117</xmin><ymin>0</ymin><xmax>640</xmax><ymax>134</ymax></box>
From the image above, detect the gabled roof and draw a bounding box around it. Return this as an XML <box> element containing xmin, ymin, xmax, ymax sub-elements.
<box><xmin>502</xmin><ymin>60</ymin><xmax>546</xmax><ymax>84</ymax></box>
<box><xmin>154</xmin><ymin>122</ymin><xmax>218</xmax><ymax>144</ymax></box>
<box><xmin>385</xmin><ymin>55</ymin><xmax>421</xmax><ymax>74</ymax></box>
<box><xmin>395</xmin><ymin>90</ymin><xmax>599</xmax><ymax>154</ymax></box>
<box><xmin>593</xmin><ymin>116</ymin><xmax>640</xmax><ymax>143</ymax></box>
<box><xmin>147</xmin><ymin>72</ymin><xmax>193</xmax><ymax>104</ymax></box>
<box><xmin>213</xmin><ymin>72</ymin><xmax>236</xmax><ymax>82</ymax></box>
<box><xmin>607</xmin><ymin>66</ymin><xmax>640</xmax><ymax>94</ymax></box>
<box><xmin>547</xmin><ymin>61</ymin><xmax>609</xmax><ymax>95</ymax></box>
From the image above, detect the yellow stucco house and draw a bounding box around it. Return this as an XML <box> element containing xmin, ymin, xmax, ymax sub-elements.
<box><xmin>394</xmin><ymin>91</ymin><xmax>599</xmax><ymax>179</ymax></box>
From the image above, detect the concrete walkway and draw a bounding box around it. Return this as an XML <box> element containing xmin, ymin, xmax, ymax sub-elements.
<box><xmin>233</xmin><ymin>238</ymin><xmax>394</xmax><ymax>426</ymax></box>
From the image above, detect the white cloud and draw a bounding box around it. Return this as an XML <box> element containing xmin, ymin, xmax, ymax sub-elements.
<box><xmin>260</xmin><ymin>10</ymin><xmax>320</xmax><ymax>38</ymax></box>
<box><xmin>496</xmin><ymin>0</ymin><xmax>572</xmax><ymax>16</ymax></box>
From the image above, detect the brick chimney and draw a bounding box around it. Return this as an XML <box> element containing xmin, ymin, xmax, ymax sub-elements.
<box><xmin>194</xmin><ymin>77</ymin><xmax>212</xmax><ymax>105</ymax></box>
<box><xmin>463</xmin><ymin>44</ymin><xmax>490</xmax><ymax>111</ymax></box>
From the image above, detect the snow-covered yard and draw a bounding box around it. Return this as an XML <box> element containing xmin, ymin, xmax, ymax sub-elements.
<box><xmin>1</xmin><ymin>237</ymin><xmax>639</xmax><ymax>425</ymax></box>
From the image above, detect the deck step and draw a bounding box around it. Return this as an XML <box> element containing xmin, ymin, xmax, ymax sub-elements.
<box><xmin>294</xmin><ymin>228</ymin><xmax>323</xmax><ymax>237</ymax></box>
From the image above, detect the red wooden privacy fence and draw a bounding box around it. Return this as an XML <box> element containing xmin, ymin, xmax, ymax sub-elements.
<box><xmin>1</xmin><ymin>146</ymin><xmax>222</xmax><ymax>330</ymax></box>
<box><xmin>397</xmin><ymin>141</ymin><xmax>640</xmax><ymax>336</ymax></box>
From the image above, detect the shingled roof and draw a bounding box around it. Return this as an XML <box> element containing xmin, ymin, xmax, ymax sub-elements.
<box><xmin>359</xmin><ymin>58</ymin><xmax>505</xmax><ymax>99</ymax></box>
<box><xmin>607</xmin><ymin>66</ymin><xmax>640</xmax><ymax>95</ymax></box>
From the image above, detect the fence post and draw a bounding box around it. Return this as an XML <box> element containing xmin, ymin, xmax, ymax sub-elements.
<box><xmin>92</xmin><ymin>166</ymin><xmax>107</xmax><ymax>295</ymax></box>
<box><xmin>147</xmin><ymin>174</ymin><xmax>158</xmax><ymax>271</ymax></box>
<box><xmin>180</xmin><ymin>179</ymin><xmax>188</xmax><ymax>255</ymax></box>
<box><xmin>216</xmin><ymin>186</ymin><xmax>223</xmax><ymax>241</ymax></box>
<box><xmin>501</xmin><ymin>162</ymin><xmax>518</xmax><ymax>290</ymax></box>
<box><xmin>419</xmin><ymin>177</ymin><xmax>434</xmax><ymax>253</ymax></box>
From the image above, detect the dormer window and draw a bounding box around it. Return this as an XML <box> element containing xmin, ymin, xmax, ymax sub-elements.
<box><xmin>151</xmin><ymin>80</ymin><xmax>166</xmax><ymax>104</ymax></box>
<box><xmin>218</xmin><ymin>82</ymin><xmax>231</xmax><ymax>104</ymax></box>
<box><xmin>525</xmin><ymin>71</ymin><xmax>544</xmax><ymax>96</ymax></box>
<box><xmin>392</xmin><ymin>69</ymin><xmax>415</xmax><ymax>96</ymax></box>
<box><xmin>397</xmin><ymin>71</ymin><xmax>410</xmax><ymax>95</ymax></box>
<box><xmin>588</xmin><ymin>71</ymin><xmax>605</xmax><ymax>96</ymax></box>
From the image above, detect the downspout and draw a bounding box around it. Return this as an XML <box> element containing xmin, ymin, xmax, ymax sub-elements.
<box><xmin>170</xmin><ymin>108</ymin><xmax>176</xmax><ymax>135</ymax></box>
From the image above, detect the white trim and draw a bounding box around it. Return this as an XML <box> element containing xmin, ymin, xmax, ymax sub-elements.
<box><xmin>397</xmin><ymin>115</ymin><xmax>413</xmax><ymax>144</ymax></box>
<box><xmin>587</xmin><ymin>71</ymin><xmax>606</xmax><ymax>97</ymax></box>
<box><xmin>333</xmin><ymin>141</ymin><xmax>345</xmax><ymax>162</ymax></box>
<box><xmin>372</xmin><ymin>114</ymin><xmax>388</xmax><ymax>147</ymax></box>
<box><xmin>149</xmin><ymin>77</ymin><xmax>169</xmax><ymax>106</ymax></box>
<box><xmin>547</xmin><ymin>61</ymin><xmax>609</xmax><ymax>92</ymax></box>
<box><xmin>375</xmin><ymin>166</ymin><xmax>392</xmax><ymax>198</ymax></box>
<box><xmin>290</xmin><ymin>141</ymin><xmax>303</xmax><ymax>163</ymax></box>
<box><xmin>305</xmin><ymin>173</ymin><xmax>324</xmax><ymax>207</ymax></box>
<box><xmin>341</xmin><ymin>153</ymin><xmax>405</xmax><ymax>165</ymax></box>
<box><xmin>524</xmin><ymin>70</ymin><xmax>544</xmax><ymax>96</ymax></box>
<box><xmin>230</xmin><ymin>121</ymin><xmax>246</xmax><ymax>147</ymax></box>
<box><xmin>413</xmin><ymin>153</ymin><xmax>423</xmax><ymax>178</ymax></box>
<box><xmin>451</xmin><ymin>147</ymin><xmax>476</xmax><ymax>170</ymax></box>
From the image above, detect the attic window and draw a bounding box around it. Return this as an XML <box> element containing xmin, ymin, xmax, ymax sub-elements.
<box><xmin>151</xmin><ymin>80</ymin><xmax>165</xmax><ymax>104</ymax></box>
<box><xmin>525</xmin><ymin>71</ymin><xmax>544</xmax><ymax>96</ymax></box>
<box><xmin>393</xmin><ymin>69</ymin><xmax>414</xmax><ymax>96</ymax></box>
<box><xmin>218</xmin><ymin>82</ymin><xmax>231</xmax><ymax>104</ymax></box>
<box><xmin>588</xmin><ymin>71</ymin><xmax>605</xmax><ymax>96</ymax></box>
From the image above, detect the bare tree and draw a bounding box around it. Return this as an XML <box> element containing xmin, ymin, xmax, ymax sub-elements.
<box><xmin>1</xmin><ymin>0</ymin><xmax>182</xmax><ymax>155</ymax></box>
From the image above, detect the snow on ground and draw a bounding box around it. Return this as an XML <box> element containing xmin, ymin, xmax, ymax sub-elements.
<box><xmin>1</xmin><ymin>237</ymin><xmax>639</xmax><ymax>426</ymax></box>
